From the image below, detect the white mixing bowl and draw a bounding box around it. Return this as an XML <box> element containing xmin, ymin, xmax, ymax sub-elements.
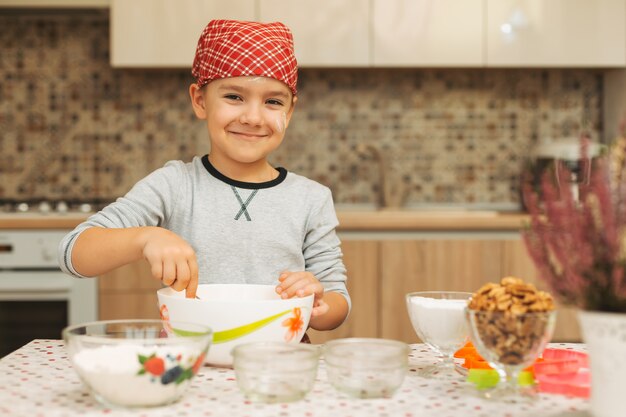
<box><xmin>157</xmin><ymin>284</ymin><xmax>314</xmax><ymax>366</ymax></box>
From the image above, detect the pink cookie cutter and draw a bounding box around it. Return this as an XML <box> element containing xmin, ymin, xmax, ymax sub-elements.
<box><xmin>534</xmin><ymin>348</ymin><xmax>590</xmax><ymax>398</ymax></box>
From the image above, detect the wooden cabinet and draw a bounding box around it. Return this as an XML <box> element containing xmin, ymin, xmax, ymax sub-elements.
<box><xmin>372</xmin><ymin>0</ymin><xmax>484</xmax><ymax>67</ymax></box>
<box><xmin>308</xmin><ymin>240</ymin><xmax>379</xmax><ymax>344</ymax></box>
<box><xmin>311</xmin><ymin>233</ymin><xmax>581</xmax><ymax>345</ymax></box>
<box><xmin>380</xmin><ymin>236</ymin><xmax>581</xmax><ymax>343</ymax></box>
<box><xmin>259</xmin><ymin>0</ymin><xmax>370</xmax><ymax>67</ymax></box>
<box><xmin>380</xmin><ymin>233</ymin><xmax>581</xmax><ymax>343</ymax></box>
<box><xmin>110</xmin><ymin>0</ymin><xmax>255</xmax><ymax>67</ymax></box>
<box><xmin>486</xmin><ymin>0</ymin><xmax>626</xmax><ymax>67</ymax></box>
<box><xmin>98</xmin><ymin>260</ymin><xmax>162</xmax><ymax>320</ymax></box>
<box><xmin>379</xmin><ymin>238</ymin><xmax>502</xmax><ymax>342</ymax></box>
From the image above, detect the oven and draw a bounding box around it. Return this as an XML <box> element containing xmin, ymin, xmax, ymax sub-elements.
<box><xmin>0</xmin><ymin>230</ymin><xmax>98</xmax><ymax>357</ymax></box>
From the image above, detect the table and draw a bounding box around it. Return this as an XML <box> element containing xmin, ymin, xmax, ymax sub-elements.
<box><xmin>0</xmin><ymin>340</ymin><xmax>589</xmax><ymax>417</ymax></box>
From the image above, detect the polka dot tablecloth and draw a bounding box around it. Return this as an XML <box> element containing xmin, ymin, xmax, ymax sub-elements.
<box><xmin>0</xmin><ymin>340</ymin><xmax>590</xmax><ymax>417</ymax></box>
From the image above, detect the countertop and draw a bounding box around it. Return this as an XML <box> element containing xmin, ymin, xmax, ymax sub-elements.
<box><xmin>0</xmin><ymin>211</ymin><xmax>530</xmax><ymax>231</ymax></box>
<box><xmin>0</xmin><ymin>340</ymin><xmax>588</xmax><ymax>417</ymax></box>
<box><xmin>336</xmin><ymin>210</ymin><xmax>529</xmax><ymax>231</ymax></box>
<box><xmin>0</xmin><ymin>213</ymin><xmax>94</xmax><ymax>229</ymax></box>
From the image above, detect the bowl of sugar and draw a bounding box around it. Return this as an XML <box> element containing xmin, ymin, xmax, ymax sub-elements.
<box><xmin>157</xmin><ymin>284</ymin><xmax>314</xmax><ymax>366</ymax></box>
<box><xmin>405</xmin><ymin>291</ymin><xmax>472</xmax><ymax>378</ymax></box>
<box><xmin>63</xmin><ymin>319</ymin><xmax>212</xmax><ymax>408</ymax></box>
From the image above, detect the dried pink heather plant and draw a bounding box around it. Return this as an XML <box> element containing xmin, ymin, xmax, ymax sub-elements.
<box><xmin>522</xmin><ymin>137</ymin><xmax>626</xmax><ymax>312</ymax></box>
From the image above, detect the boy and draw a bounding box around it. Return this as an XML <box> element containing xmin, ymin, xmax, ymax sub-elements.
<box><xmin>58</xmin><ymin>20</ymin><xmax>350</xmax><ymax>331</ymax></box>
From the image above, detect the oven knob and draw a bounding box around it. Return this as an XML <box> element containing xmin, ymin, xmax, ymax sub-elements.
<box><xmin>56</xmin><ymin>201</ymin><xmax>69</xmax><ymax>213</ymax></box>
<box><xmin>79</xmin><ymin>203</ymin><xmax>93</xmax><ymax>213</ymax></box>
<box><xmin>38</xmin><ymin>201</ymin><xmax>52</xmax><ymax>213</ymax></box>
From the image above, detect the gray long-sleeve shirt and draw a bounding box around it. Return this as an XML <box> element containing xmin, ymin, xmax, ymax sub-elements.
<box><xmin>58</xmin><ymin>155</ymin><xmax>350</xmax><ymax>308</ymax></box>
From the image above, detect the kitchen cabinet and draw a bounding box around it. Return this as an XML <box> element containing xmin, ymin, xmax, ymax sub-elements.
<box><xmin>258</xmin><ymin>0</ymin><xmax>370</xmax><ymax>67</ymax></box>
<box><xmin>311</xmin><ymin>233</ymin><xmax>581</xmax><ymax>344</ymax></box>
<box><xmin>486</xmin><ymin>0</ymin><xmax>626</xmax><ymax>67</ymax></box>
<box><xmin>382</xmin><ymin>236</ymin><xmax>580</xmax><ymax>343</ymax></box>
<box><xmin>379</xmin><ymin>238</ymin><xmax>502</xmax><ymax>342</ymax></box>
<box><xmin>372</xmin><ymin>0</ymin><xmax>484</xmax><ymax>67</ymax></box>
<box><xmin>110</xmin><ymin>0</ymin><xmax>255</xmax><ymax>67</ymax></box>
<box><xmin>0</xmin><ymin>0</ymin><xmax>108</xmax><ymax>7</ymax></box>
<box><xmin>99</xmin><ymin>260</ymin><xmax>162</xmax><ymax>320</ymax></box>
<box><xmin>107</xmin><ymin>0</ymin><xmax>626</xmax><ymax>68</ymax></box>
<box><xmin>307</xmin><ymin>240</ymin><xmax>379</xmax><ymax>344</ymax></box>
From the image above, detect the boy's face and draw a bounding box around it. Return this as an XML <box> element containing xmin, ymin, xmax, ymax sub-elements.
<box><xmin>189</xmin><ymin>76</ymin><xmax>296</xmax><ymax>169</ymax></box>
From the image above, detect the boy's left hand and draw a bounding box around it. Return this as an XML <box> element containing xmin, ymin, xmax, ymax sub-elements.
<box><xmin>276</xmin><ymin>271</ymin><xmax>329</xmax><ymax>317</ymax></box>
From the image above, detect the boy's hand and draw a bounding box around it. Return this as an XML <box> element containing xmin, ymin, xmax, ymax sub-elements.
<box><xmin>276</xmin><ymin>271</ymin><xmax>329</xmax><ymax>317</ymax></box>
<box><xmin>140</xmin><ymin>227</ymin><xmax>198</xmax><ymax>298</ymax></box>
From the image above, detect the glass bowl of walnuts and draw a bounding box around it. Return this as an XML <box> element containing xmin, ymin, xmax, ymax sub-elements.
<box><xmin>465</xmin><ymin>277</ymin><xmax>556</xmax><ymax>400</ymax></box>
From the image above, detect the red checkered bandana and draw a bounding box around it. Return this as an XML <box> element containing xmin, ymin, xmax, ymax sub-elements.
<box><xmin>192</xmin><ymin>20</ymin><xmax>298</xmax><ymax>95</ymax></box>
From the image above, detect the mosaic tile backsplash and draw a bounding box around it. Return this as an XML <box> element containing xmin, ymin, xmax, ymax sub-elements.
<box><xmin>0</xmin><ymin>12</ymin><xmax>604</xmax><ymax>209</ymax></box>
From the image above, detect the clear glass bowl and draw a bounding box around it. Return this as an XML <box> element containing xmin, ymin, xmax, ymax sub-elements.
<box><xmin>63</xmin><ymin>319</ymin><xmax>212</xmax><ymax>408</ymax></box>
<box><xmin>405</xmin><ymin>291</ymin><xmax>472</xmax><ymax>378</ymax></box>
<box><xmin>232</xmin><ymin>341</ymin><xmax>321</xmax><ymax>403</ymax></box>
<box><xmin>466</xmin><ymin>309</ymin><xmax>556</xmax><ymax>400</ymax></box>
<box><xmin>323</xmin><ymin>338</ymin><xmax>409</xmax><ymax>399</ymax></box>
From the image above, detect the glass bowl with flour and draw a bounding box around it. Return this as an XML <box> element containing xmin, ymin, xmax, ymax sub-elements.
<box><xmin>405</xmin><ymin>291</ymin><xmax>472</xmax><ymax>379</ymax></box>
<box><xmin>63</xmin><ymin>319</ymin><xmax>212</xmax><ymax>408</ymax></box>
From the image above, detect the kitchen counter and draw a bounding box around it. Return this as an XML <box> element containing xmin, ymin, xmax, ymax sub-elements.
<box><xmin>337</xmin><ymin>210</ymin><xmax>529</xmax><ymax>231</ymax></box>
<box><xmin>0</xmin><ymin>211</ymin><xmax>530</xmax><ymax>231</ymax></box>
<box><xmin>0</xmin><ymin>340</ymin><xmax>588</xmax><ymax>417</ymax></box>
<box><xmin>0</xmin><ymin>213</ymin><xmax>94</xmax><ymax>229</ymax></box>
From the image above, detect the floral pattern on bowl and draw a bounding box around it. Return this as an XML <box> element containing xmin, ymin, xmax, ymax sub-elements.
<box><xmin>138</xmin><ymin>351</ymin><xmax>205</xmax><ymax>385</ymax></box>
<box><xmin>282</xmin><ymin>308</ymin><xmax>304</xmax><ymax>342</ymax></box>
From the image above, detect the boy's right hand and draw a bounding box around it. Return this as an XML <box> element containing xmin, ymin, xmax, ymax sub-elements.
<box><xmin>140</xmin><ymin>227</ymin><xmax>198</xmax><ymax>298</ymax></box>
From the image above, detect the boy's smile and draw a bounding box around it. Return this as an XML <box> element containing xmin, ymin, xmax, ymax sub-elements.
<box><xmin>228</xmin><ymin>128</ymin><xmax>270</xmax><ymax>140</ymax></box>
<box><xmin>189</xmin><ymin>76</ymin><xmax>296</xmax><ymax>182</ymax></box>
<box><xmin>230</xmin><ymin>131</ymin><xmax>266</xmax><ymax>138</ymax></box>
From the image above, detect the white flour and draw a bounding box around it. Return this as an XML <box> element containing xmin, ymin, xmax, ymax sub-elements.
<box><xmin>72</xmin><ymin>344</ymin><xmax>198</xmax><ymax>407</ymax></box>
<box><xmin>408</xmin><ymin>297</ymin><xmax>469</xmax><ymax>355</ymax></box>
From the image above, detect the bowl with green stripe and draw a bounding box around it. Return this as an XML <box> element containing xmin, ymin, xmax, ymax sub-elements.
<box><xmin>157</xmin><ymin>284</ymin><xmax>314</xmax><ymax>366</ymax></box>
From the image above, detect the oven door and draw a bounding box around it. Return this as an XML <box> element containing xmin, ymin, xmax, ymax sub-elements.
<box><xmin>0</xmin><ymin>270</ymin><xmax>98</xmax><ymax>357</ymax></box>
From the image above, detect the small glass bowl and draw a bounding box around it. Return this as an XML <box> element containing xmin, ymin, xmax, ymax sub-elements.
<box><xmin>406</xmin><ymin>291</ymin><xmax>472</xmax><ymax>378</ymax></box>
<box><xmin>323</xmin><ymin>338</ymin><xmax>409</xmax><ymax>399</ymax></box>
<box><xmin>232</xmin><ymin>341</ymin><xmax>321</xmax><ymax>403</ymax></box>
<box><xmin>63</xmin><ymin>319</ymin><xmax>212</xmax><ymax>408</ymax></box>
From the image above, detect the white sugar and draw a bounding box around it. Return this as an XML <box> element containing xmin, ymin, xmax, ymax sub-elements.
<box><xmin>408</xmin><ymin>297</ymin><xmax>468</xmax><ymax>354</ymax></box>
